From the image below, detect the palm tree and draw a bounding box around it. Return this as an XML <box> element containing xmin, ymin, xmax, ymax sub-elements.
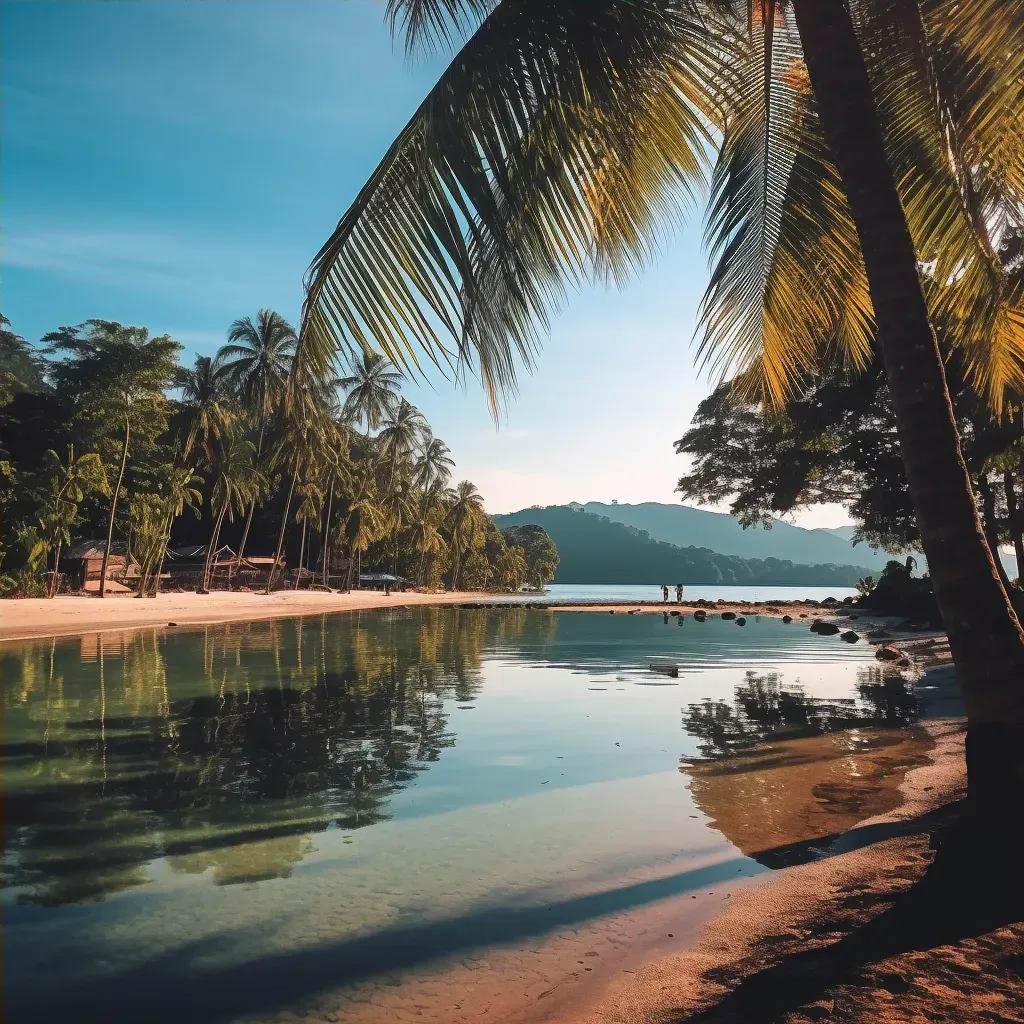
<box><xmin>218</xmin><ymin>310</ymin><xmax>296</xmax><ymax>562</ymax></box>
<box><xmin>410</xmin><ymin>490</ymin><xmax>446</xmax><ymax>586</ymax></box>
<box><xmin>378</xmin><ymin>398</ymin><xmax>427</xmax><ymax>495</ymax></box>
<box><xmin>144</xmin><ymin>459</ymin><xmax>203</xmax><ymax>597</ymax></box>
<box><xmin>179</xmin><ymin>355</ymin><xmax>234</xmax><ymax>463</ymax></box>
<box><xmin>341</xmin><ymin>469</ymin><xmax>386</xmax><ymax>591</ymax></box>
<box><xmin>335</xmin><ymin>350</ymin><xmax>403</xmax><ymax>434</ymax></box>
<box><xmin>203</xmin><ymin>430</ymin><xmax>264</xmax><ymax>591</ymax></box>
<box><xmin>295</xmin><ymin>1</ymin><xmax>1024</xmax><ymax>794</ymax></box>
<box><xmin>444</xmin><ymin>480</ymin><xmax>486</xmax><ymax>591</ymax></box>
<box><xmin>413</xmin><ymin>430</ymin><xmax>455</xmax><ymax>492</ymax></box>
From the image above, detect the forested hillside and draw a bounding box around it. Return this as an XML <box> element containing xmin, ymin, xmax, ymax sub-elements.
<box><xmin>493</xmin><ymin>507</ymin><xmax>873</xmax><ymax>586</ymax></box>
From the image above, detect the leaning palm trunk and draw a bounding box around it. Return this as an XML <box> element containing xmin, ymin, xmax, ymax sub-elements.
<box><xmin>294</xmin><ymin>518</ymin><xmax>308</xmax><ymax>591</ymax></box>
<box><xmin>977</xmin><ymin>475</ymin><xmax>1013</xmax><ymax>594</ymax></box>
<box><xmin>792</xmin><ymin>0</ymin><xmax>1024</xmax><ymax>809</ymax></box>
<box><xmin>236</xmin><ymin>418</ymin><xmax>266</xmax><ymax>565</ymax></box>
<box><xmin>265</xmin><ymin>470</ymin><xmax>297</xmax><ymax>593</ymax></box>
<box><xmin>203</xmin><ymin>500</ymin><xmax>229</xmax><ymax>592</ymax></box>
<box><xmin>98</xmin><ymin>414</ymin><xmax>130</xmax><ymax>598</ymax></box>
<box><xmin>49</xmin><ymin>538</ymin><xmax>63</xmax><ymax>599</ymax></box>
<box><xmin>322</xmin><ymin>485</ymin><xmax>334</xmax><ymax>588</ymax></box>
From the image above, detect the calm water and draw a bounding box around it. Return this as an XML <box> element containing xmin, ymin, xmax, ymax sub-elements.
<box><xmin>3</xmin><ymin>608</ymin><xmax>916</xmax><ymax>1024</ymax></box>
<box><xmin>535</xmin><ymin>583</ymin><xmax>858</xmax><ymax>603</ymax></box>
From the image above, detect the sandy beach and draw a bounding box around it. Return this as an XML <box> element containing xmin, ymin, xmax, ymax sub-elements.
<box><xmin>0</xmin><ymin>590</ymin><xmax>502</xmax><ymax>642</ymax></box>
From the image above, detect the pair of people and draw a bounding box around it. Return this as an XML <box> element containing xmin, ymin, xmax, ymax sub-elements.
<box><xmin>661</xmin><ymin>583</ymin><xmax>684</xmax><ymax>603</ymax></box>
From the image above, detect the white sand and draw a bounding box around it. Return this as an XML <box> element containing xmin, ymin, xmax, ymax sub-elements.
<box><xmin>0</xmin><ymin>590</ymin><xmax>499</xmax><ymax>642</ymax></box>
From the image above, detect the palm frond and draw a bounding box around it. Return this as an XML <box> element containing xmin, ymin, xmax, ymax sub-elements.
<box><xmin>300</xmin><ymin>0</ymin><xmax>728</xmax><ymax>408</ymax></box>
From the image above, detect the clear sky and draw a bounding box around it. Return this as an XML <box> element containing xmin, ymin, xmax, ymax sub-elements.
<box><xmin>3</xmin><ymin>0</ymin><xmax>848</xmax><ymax>526</ymax></box>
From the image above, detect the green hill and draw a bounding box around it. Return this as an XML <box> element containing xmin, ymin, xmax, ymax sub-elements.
<box><xmin>492</xmin><ymin>507</ymin><xmax>874</xmax><ymax>586</ymax></box>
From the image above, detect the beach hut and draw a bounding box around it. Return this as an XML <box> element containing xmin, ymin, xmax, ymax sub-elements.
<box><xmin>358</xmin><ymin>572</ymin><xmax>407</xmax><ymax>593</ymax></box>
<box><xmin>61</xmin><ymin>539</ymin><xmax>140</xmax><ymax>590</ymax></box>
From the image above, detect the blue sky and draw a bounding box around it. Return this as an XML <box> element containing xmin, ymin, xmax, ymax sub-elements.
<box><xmin>3</xmin><ymin>0</ymin><xmax>846</xmax><ymax>525</ymax></box>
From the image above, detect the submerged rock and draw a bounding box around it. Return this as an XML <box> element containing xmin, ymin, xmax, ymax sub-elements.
<box><xmin>694</xmin><ymin>610</ymin><xmax>707</xmax><ymax>622</ymax></box>
<box><xmin>840</xmin><ymin>630</ymin><xmax>860</xmax><ymax>643</ymax></box>
<box><xmin>721</xmin><ymin>611</ymin><xmax>737</xmax><ymax>620</ymax></box>
<box><xmin>736</xmin><ymin>617</ymin><xmax>746</xmax><ymax>626</ymax></box>
<box><xmin>781</xmin><ymin>615</ymin><xmax>793</xmax><ymax>624</ymax></box>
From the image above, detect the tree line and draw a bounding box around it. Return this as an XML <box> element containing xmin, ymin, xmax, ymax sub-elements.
<box><xmin>0</xmin><ymin>312</ymin><xmax>558</xmax><ymax>598</ymax></box>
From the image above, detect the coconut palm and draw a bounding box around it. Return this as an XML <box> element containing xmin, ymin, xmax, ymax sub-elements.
<box><xmin>410</xmin><ymin>490</ymin><xmax>446</xmax><ymax>585</ymax></box>
<box><xmin>444</xmin><ymin>480</ymin><xmax>486</xmax><ymax>590</ymax></box>
<box><xmin>295</xmin><ymin>0</ymin><xmax>1024</xmax><ymax>792</ymax></box>
<box><xmin>143</xmin><ymin>458</ymin><xmax>203</xmax><ymax>597</ymax></box>
<box><xmin>218</xmin><ymin>310</ymin><xmax>297</xmax><ymax>561</ymax></box>
<box><xmin>203</xmin><ymin>430</ymin><xmax>264</xmax><ymax>591</ymax></box>
<box><xmin>336</xmin><ymin>350</ymin><xmax>403</xmax><ymax>434</ymax></box>
<box><xmin>413</xmin><ymin>431</ymin><xmax>455</xmax><ymax>491</ymax></box>
<box><xmin>341</xmin><ymin>469</ymin><xmax>387</xmax><ymax>591</ymax></box>
<box><xmin>378</xmin><ymin>398</ymin><xmax>427</xmax><ymax>495</ymax></box>
<box><xmin>179</xmin><ymin>355</ymin><xmax>234</xmax><ymax>463</ymax></box>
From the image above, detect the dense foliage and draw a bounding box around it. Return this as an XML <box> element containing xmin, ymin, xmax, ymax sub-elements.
<box><xmin>494</xmin><ymin>506</ymin><xmax>873</xmax><ymax>586</ymax></box>
<box><xmin>675</xmin><ymin>354</ymin><xmax>1024</xmax><ymax>579</ymax></box>
<box><xmin>0</xmin><ymin>312</ymin><xmax>558</xmax><ymax>597</ymax></box>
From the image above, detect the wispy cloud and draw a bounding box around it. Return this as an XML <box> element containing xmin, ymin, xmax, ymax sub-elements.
<box><xmin>5</xmin><ymin>225</ymin><xmax>304</xmax><ymax>312</ymax></box>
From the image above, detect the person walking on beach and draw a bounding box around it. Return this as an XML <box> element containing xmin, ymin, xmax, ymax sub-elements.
<box><xmin>662</xmin><ymin>584</ymin><xmax>669</xmax><ymax>603</ymax></box>
<box><xmin>676</xmin><ymin>583</ymin><xmax>683</xmax><ymax>603</ymax></box>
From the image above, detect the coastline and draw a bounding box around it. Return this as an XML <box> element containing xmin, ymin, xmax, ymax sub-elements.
<box><xmin>0</xmin><ymin>591</ymin><xmax>860</xmax><ymax>644</ymax></box>
<box><xmin>0</xmin><ymin>590</ymin><xmax>503</xmax><ymax>643</ymax></box>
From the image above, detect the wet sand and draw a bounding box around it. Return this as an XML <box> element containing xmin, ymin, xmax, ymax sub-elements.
<box><xmin>0</xmin><ymin>590</ymin><xmax>501</xmax><ymax>642</ymax></box>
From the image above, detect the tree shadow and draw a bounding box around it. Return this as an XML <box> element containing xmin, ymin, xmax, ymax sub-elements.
<box><xmin>675</xmin><ymin>799</ymin><xmax>1024</xmax><ymax>1023</ymax></box>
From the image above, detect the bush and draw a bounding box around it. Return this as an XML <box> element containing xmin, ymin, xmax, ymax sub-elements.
<box><xmin>0</xmin><ymin>571</ymin><xmax>48</xmax><ymax>598</ymax></box>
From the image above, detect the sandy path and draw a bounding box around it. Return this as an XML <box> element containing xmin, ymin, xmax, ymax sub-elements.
<box><xmin>0</xmin><ymin>590</ymin><xmax>501</xmax><ymax>642</ymax></box>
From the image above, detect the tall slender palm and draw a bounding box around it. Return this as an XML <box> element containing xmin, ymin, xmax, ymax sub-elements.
<box><xmin>335</xmin><ymin>350</ymin><xmax>403</xmax><ymax>434</ymax></box>
<box><xmin>296</xmin><ymin>0</ymin><xmax>1024</xmax><ymax>793</ymax></box>
<box><xmin>444</xmin><ymin>480</ymin><xmax>486</xmax><ymax>591</ymax></box>
<box><xmin>218</xmin><ymin>310</ymin><xmax>296</xmax><ymax>561</ymax></box>
<box><xmin>145</xmin><ymin>459</ymin><xmax>203</xmax><ymax>597</ymax></box>
<box><xmin>378</xmin><ymin>398</ymin><xmax>427</xmax><ymax>495</ymax></box>
<box><xmin>410</xmin><ymin>489</ymin><xmax>446</xmax><ymax>586</ymax></box>
<box><xmin>179</xmin><ymin>355</ymin><xmax>233</xmax><ymax>464</ymax></box>
<box><xmin>341</xmin><ymin>469</ymin><xmax>387</xmax><ymax>591</ymax></box>
<box><xmin>413</xmin><ymin>430</ymin><xmax>455</xmax><ymax>492</ymax></box>
<box><xmin>203</xmin><ymin>430</ymin><xmax>264</xmax><ymax>591</ymax></box>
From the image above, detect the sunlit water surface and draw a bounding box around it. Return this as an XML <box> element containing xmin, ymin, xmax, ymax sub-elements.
<box><xmin>2</xmin><ymin>608</ymin><xmax>919</xmax><ymax>1024</ymax></box>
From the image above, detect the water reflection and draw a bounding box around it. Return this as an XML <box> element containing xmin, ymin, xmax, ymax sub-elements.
<box><xmin>3</xmin><ymin>611</ymin><xmax>913</xmax><ymax>910</ymax></box>
<box><xmin>682</xmin><ymin>666</ymin><xmax>919</xmax><ymax>761</ymax></box>
<box><xmin>681</xmin><ymin>668</ymin><xmax>929</xmax><ymax>867</ymax></box>
<box><xmin>4</xmin><ymin>610</ymin><xmax>561</xmax><ymax>905</ymax></box>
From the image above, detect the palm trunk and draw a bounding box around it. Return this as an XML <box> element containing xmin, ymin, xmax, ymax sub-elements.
<box><xmin>344</xmin><ymin>543</ymin><xmax>356</xmax><ymax>593</ymax></box>
<box><xmin>49</xmin><ymin>538</ymin><xmax>63</xmax><ymax>598</ymax></box>
<box><xmin>236</xmin><ymin>417</ymin><xmax>266</xmax><ymax>564</ymax></box>
<box><xmin>204</xmin><ymin>500</ymin><xmax>229</xmax><ymax>591</ymax></box>
<box><xmin>294</xmin><ymin>518</ymin><xmax>308</xmax><ymax>590</ymax></box>
<box><xmin>322</xmin><ymin>484</ymin><xmax>334</xmax><ymax>588</ymax></box>
<box><xmin>793</xmin><ymin>0</ymin><xmax>1024</xmax><ymax>808</ymax></box>
<box><xmin>1003</xmin><ymin>472</ymin><xmax>1024</xmax><ymax>582</ymax></box>
<box><xmin>265</xmin><ymin>470</ymin><xmax>297</xmax><ymax>594</ymax></box>
<box><xmin>99</xmin><ymin>414</ymin><xmax>130</xmax><ymax>598</ymax></box>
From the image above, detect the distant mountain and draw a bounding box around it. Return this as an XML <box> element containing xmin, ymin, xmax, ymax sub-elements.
<box><xmin>492</xmin><ymin>507</ymin><xmax>875</xmax><ymax>586</ymax></box>
<box><xmin>574</xmin><ymin>502</ymin><xmax>899</xmax><ymax>571</ymax></box>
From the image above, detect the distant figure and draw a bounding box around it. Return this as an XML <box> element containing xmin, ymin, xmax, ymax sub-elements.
<box><xmin>676</xmin><ymin>583</ymin><xmax>683</xmax><ymax>603</ymax></box>
<box><xmin>384</xmin><ymin>581</ymin><xmax>392</xmax><ymax>597</ymax></box>
<box><xmin>661</xmin><ymin>584</ymin><xmax>669</xmax><ymax>603</ymax></box>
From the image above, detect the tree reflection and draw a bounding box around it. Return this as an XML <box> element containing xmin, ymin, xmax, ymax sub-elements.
<box><xmin>683</xmin><ymin>667</ymin><xmax>920</xmax><ymax>762</ymax></box>
<box><xmin>2</xmin><ymin>608</ymin><xmax>507</xmax><ymax>905</ymax></box>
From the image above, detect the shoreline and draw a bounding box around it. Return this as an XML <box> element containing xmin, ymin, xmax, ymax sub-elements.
<box><xmin>0</xmin><ymin>590</ymin><xmax>504</xmax><ymax>643</ymax></box>
<box><xmin>0</xmin><ymin>591</ymin><xmax>860</xmax><ymax>645</ymax></box>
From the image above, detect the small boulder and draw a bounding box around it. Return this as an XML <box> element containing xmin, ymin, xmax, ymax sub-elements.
<box><xmin>875</xmin><ymin>645</ymin><xmax>905</xmax><ymax>661</ymax></box>
<box><xmin>867</xmin><ymin>629</ymin><xmax>892</xmax><ymax>640</ymax></box>
<box><xmin>799</xmin><ymin>613</ymin><xmax>808</xmax><ymax>618</ymax></box>
<box><xmin>736</xmin><ymin>617</ymin><xmax>746</xmax><ymax>626</ymax></box>
<box><xmin>781</xmin><ymin>615</ymin><xmax>793</xmax><ymax>624</ymax></box>
<box><xmin>721</xmin><ymin>611</ymin><xmax>737</xmax><ymax>620</ymax></box>
<box><xmin>694</xmin><ymin>610</ymin><xmax>707</xmax><ymax>622</ymax></box>
<box><xmin>810</xmin><ymin>620</ymin><xmax>841</xmax><ymax>636</ymax></box>
<box><xmin>840</xmin><ymin>630</ymin><xmax>860</xmax><ymax>643</ymax></box>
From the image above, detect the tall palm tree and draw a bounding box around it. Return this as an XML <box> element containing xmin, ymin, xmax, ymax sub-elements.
<box><xmin>410</xmin><ymin>489</ymin><xmax>446</xmax><ymax>586</ymax></box>
<box><xmin>295</xmin><ymin>0</ymin><xmax>1024</xmax><ymax>793</ymax></box>
<box><xmin>179</xmin><ymin>355</ymin><xmax>233</xmax><ymax>464</ymax></box>
<box><xmin>144</xmin><ymin>459</ymin><xmax>203</xmax><ymax>597</ymax></box>
<box><xmin>218</xmin><ymin>310</ymin><xmax>296</xmax><ymax>561</ymax></box>
<box><xmin>341</xmin><ymin>470</ymin><xmax>387</xmax><ymax>591</ymax></box>
<box><xmin>444</xmin><ymin>480</ymin><xmax>486</xmax><ymax>591</ymax></box>
<box><xmin>203</xmin><ymin>430</ymin><xmax>264</xmax><ymax>591</ymax></box>
<box><xmin>336</xmin><ymin>350</ymin><xmax>403</xmax><ymax>434</ymax></box>
<box><xmin>413</xmin><ymin>430</ymin><xmax>455</xmax><ymax>492</ymax></box>
<box><xmin>378</xmin><ymin>398</ymin><xmax>427</xmax><ymax>495</ymax></box>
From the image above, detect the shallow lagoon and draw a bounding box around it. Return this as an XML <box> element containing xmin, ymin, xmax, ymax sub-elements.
<box><xmin>2</xmin><ymin>608</ymin><xmax>923</xmax><ymax>1024</ymax></box>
